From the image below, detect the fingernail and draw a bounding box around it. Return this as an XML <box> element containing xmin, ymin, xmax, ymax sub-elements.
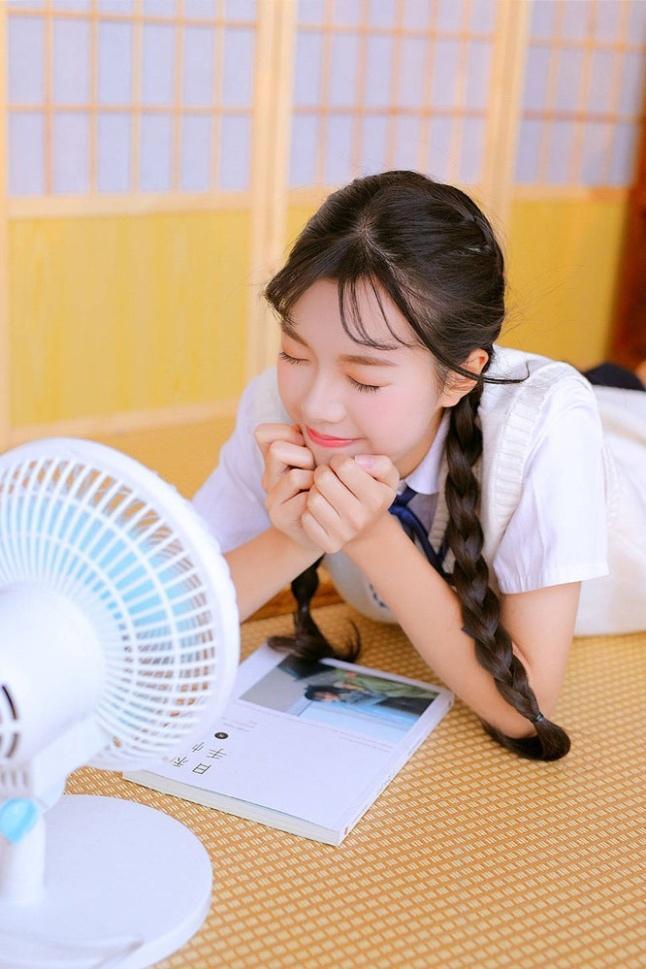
<box><xmin>355</xmin><ymin>455</ymin><xmax>376</xmax><ymax>470</ymax></box>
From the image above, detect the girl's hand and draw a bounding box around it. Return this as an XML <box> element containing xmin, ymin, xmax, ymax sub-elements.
<box><xmin>254</xmin><ymin>422</ymin><xmax>324</xmax><ymax>552</ymax></box>
<box><xmin>301</xmin><ymin>453</ymin><xmax>400</xmax><ymax>554</ymax></box>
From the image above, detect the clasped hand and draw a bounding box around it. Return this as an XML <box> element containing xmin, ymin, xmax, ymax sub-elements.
<box><xmin>254</xmin><ymin>422</ymin><xmax>400</xmax><ymax>555</ymax></box>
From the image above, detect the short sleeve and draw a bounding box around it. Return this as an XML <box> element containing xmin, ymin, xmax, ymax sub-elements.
<box><xmin>191</xmin><ymin>376</ymin><xmax>271</xmax><ymax>553</ymax></box>
<box><xmin>493</xmin><ymin>380</ymin><xmax>610</xmax><ymax>594</ymax></box>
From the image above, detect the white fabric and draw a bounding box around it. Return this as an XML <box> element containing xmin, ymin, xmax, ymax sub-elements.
<box><xmin>191</xmin><ymin>344</ymin><xmax>646</xmax><ymax>636</ymax></box>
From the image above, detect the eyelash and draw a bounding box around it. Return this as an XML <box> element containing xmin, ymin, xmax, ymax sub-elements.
<box><xmin>278</xmin><ymin>350</ymin><xmax>382</xmax><ymax>394</ymax></box>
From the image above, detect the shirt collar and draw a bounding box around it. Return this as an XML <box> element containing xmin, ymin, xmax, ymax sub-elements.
<box><xmin>400</xmin><ymin>409</ymin><xmax>451</xmax><ymax>496</ymax></box>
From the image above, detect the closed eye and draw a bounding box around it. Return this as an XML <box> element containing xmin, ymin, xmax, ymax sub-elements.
<box><xmin>278</xmin><ymin>350</ymin><xmax>382</xmax><ymax>394</ymax></box>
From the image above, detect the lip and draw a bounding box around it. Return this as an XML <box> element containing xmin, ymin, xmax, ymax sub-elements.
<box><xmin>305</xmin><ymin>426</ymin><xmax>358</xmax><ymax>448</ymax></box>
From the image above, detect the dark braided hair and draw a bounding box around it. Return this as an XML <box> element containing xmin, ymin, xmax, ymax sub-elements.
<box><xmin>262</xmin><ymin>170</ymin><xmax>571</xmax><ymax>762</ymax></box>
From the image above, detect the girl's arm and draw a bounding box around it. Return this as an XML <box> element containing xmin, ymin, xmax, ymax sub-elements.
<box><xmin>223</xmin><ymin>527</ymin><xmax>323</xmax><ymax>623</ymax></box>
<box><xmin>344</xmin><ymin>514</ymin><xmax>580</xmax><ymax>739</ymax></box>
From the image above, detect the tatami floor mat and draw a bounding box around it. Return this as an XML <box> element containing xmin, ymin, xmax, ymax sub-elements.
<box><xmin>67</xmin><ymin>603</ymin><xmax>646</xmax><ymax>968</ymax></box>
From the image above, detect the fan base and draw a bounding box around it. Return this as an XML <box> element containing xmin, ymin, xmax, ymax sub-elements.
<box><xmin>0</xmin><ymin>794</ymin><xmax>212</xmax><ymax>969</ymax></box>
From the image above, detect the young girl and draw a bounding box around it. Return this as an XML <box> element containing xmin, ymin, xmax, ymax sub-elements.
<box><xmin>193</xmin><ymin>170</ymin><xmax>646</xmax><ymax>763</ymax></box>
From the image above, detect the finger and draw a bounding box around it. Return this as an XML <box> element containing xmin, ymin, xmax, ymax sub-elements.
<box><xmin>265</xmin><ymin>441</ymin><xmax>315</xmax><ymax>491</ymax></box>
<box><xmin>312</xmin><ymin>464</ymin><xmax>363</xmax><ymax>526</ymax></box>
<box><xmin>329</xmin><ymin>455</ymin><xmax>399</xmax><ymax>503</ymax></box>
<box><xmin>301</xmin><ymin>508</ymin><xmax>338</xmax><ymax>555</ymax></box>
<box><xmin>352</xmin><ymin>455</ymin><xmax>400</xmax><ymax>491</ymax></box>
<box><xmin>331</xmin><ymin>454</ymin><xmax>399</xmax><ymax>494</ymax></box>
<box><xmin>254</xmin><ymin>422</ymin><xmax>305</xmax><ymax>459</ymax></box>
<box><xmin>270</xmin><ymin>467</ymin><xmax>314</xmax><ymax>505</ymax></box>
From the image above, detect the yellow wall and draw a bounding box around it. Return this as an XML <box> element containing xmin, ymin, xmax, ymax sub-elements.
<box><xmin>9</xmin><ymin>209</ymin><xmax>250</xmax><ymax>424</ymax></box>
<box><xmin>502</xmin><ymin>196</ymin><xmax>626</xmax><ymax>369</ymax></box>
<box><xmin>8</xmin><ymin>194</ymin><xmax>628</xmax><ymax>496</ymax></box>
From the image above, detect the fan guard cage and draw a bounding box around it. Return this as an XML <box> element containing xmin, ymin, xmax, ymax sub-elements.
<box><xmin>0</xmin><ymin>438</ymin><xmax>239</xmax><ymax>770</ymax></box>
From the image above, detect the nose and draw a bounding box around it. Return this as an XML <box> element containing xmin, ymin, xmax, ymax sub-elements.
<box><xmin>300</xmin><ymin>373</ymin><xmax>347</xmax><ymax>426</ymax></box>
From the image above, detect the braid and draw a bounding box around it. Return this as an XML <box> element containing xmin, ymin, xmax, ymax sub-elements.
<box><xmin>267</xmin><ymin>555</ymin><xmax>362</xmax><ymax>665</ymax></box>
<box><xmin>444</xmin><ymin>386</ymin><xmax>571</xmax><ymax>761</ymax></box>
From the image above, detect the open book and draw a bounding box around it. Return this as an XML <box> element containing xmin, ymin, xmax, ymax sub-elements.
<box><xmin>124</xmin><ymin>643</ymin><xmax>454</xmax><ymax>846</ymax></box>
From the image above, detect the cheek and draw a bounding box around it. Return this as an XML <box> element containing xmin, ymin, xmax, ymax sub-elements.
<box><xmin>276</xmin><ymin>366</ymin><xmax>302</xmax><ymax>420</ymax></box>
<box><xmin>365</xmin><ymin>388</ymin><xmax>436</xmax><ymax>443</ymax></box>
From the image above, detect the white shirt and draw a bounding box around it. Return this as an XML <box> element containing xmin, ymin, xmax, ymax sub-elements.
<box><xmin>191</xmin><ymin>345</ymin><xmax>646</xmax><ymax>635</ymax></box>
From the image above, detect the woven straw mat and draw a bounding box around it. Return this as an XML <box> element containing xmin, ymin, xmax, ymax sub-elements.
<box><xmin>67</xmin><ymin>602</ymin><xmax>645</xmax><ymax>969</ymax></box>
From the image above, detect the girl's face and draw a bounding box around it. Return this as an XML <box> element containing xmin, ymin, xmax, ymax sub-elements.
<box><xmin>277</xmin><ymin>277</ymin><xmax>452</xmax><ymax>477</ymax></box>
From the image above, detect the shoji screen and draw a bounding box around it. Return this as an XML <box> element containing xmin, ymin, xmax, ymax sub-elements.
<box><xmin>6</xmin><ymin>0</ymin><xmax>257</xmax><ymax>204</ymax></box>
<box><xmin>288</xmin><ymin>0</ymin><xmax>526</xmax><ymax>217</ymax></box>
<box><xmin>516</xmin><ymin>0</ymin><xmax>646</xmax><ymax>189</ymax></box>
<box><xmin>2</xmin><ymin>0</ymin><xmax>265</xmax><ymax>464</ymax></box>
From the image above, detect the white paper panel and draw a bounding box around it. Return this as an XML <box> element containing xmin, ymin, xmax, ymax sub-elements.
<box><xmin>587</xmin><ymin>49</ymin><xmax>616</xmax><ymax>115</ymax></box>
<box><xmin>460</xmin><ymin>117</ymin><xmax>483</xmax><ymax>183</ymax></box>
<box><xmin>9</xmin><ymin>114</ymin><xmax>44</xmax><ymax>195</ymax></box>
<box><xmin>465</xmin><ymin>41</ymin><xmax>491</xmax><ymax>110</ymax></box>
<box><xmin>223</xmin><ymin>0</ymin><xmax>256</xmax><ymax>20</ymax></box>
<box><xmin>580</xmin><ymin>121</ymin><xmax>613</xmax><ymax>185</ymax></box>
<box><xmin>392</xmin><ymin>115</ymin><xmax>419</xmax><ymax>170</ymax></box>
<box><xmin>222</xmin><ymin>29</ymin><xmax>255</xmax><ymax>108</ymax></box>
<box><xmin>142</xmin><ymin>0</ymin><xmax>175</xmax><ymax>15</ymax></box>
<box><xmin>324</xmin><ymin>113</ymin><xmax>352</xmax><ymax>184</ymax></box>
<box><xmin>360</xmin><ymin>114</ymin><xmax>388</xmax><ymax>174</ymax></box>
<box><xmin>8</xmin><ymin>16</ymin><xmax>44</xmax><ymax>104</ymax></box>
<box><xmin>514</xmin><ymin>118</ymin><xmax>543</xmax><ymax>183</ymax></box>
<box><xmin>469</xmin><ymin>0</ymin><xmax>495</xmax><ymax>33</ymax></box>
<box><xmin>431</xmin><ymin>39</ymin><xmax>460</xmax><ymax>109</ymax></box>
<box><xmin>98</xmin><ymin>113</ymin><xmax>131</xmax><ymax>192</ymax></box>
<box><xmin>52</xmin><ymin>1</ymin><xmax>91</xmax><ymax>10</ymax></box>
<box><xmin>97</xmin><ymin>0</ymin><xmax>134</xmax><ymax>11</ymax></box>
<box><xmin>219</xmin><ymin>114</ymin><xmax>250</xmax><ymax>189</ymax></box>
<box><xmin>140</xmin><ymin>113</ymin><xmax>172</xmax><ymax>191</ymax></box>
<box><xmin>628</xmin><ymin>0</ymin><xmax>646</xmax><ymax>39</ymax></box>
<box><xmin>546</xmin><ymin>120</ymin><xmax>575</xmax><ymax>184</ymax></box>
<box><xmin>53</xmin><ymin>19</ymin><xmax>90</xmax><ymax>105</ymax></box>
<box><xmin>594</xmin><ymin>1</ymin><xmax>623</xmax><ymax>41</ymax></box>
<box><xmin>184</xmin><ymin>0</ymin><xmax>217</xmax><ymax>17</ymax></box>
<box><xmin>294</xmin><ymin>31</ymin><xmax>323</xmax><ymax>107</ymax></box>
<box><xmin>530</xmin><ymin>1</ymin><xmax>555</xmax><ymax>37</ymax></box>
<box><xmin>290</xmin><ymin>113</ymin><xmax>318</xmax><ymax>186</ymax></box>
<box><xmin>436</xmin><ymin>0</ymin><xmax>464</xmax><ymax>32</ymax></box>
<box><xmin>298</xmin><ymin>0</ymin><xmax>324</xmax><ymax>23</ymax></box>
<box><xmin>53</xmin><ymin>113</ymin><xmax>89</xmax><ymax>194</ymax></box>
<box><xmin>98</xmin><ymin>23</ymin><xmax>132</xmax><ymax>104</ymax></box>
<box><xmin>609</xmin><ymin>122</ymin><xmax>638</xmax><ymax>185</ymax></box>
<box><xmin>183</xmin><ymin>27</ymin><xmax>216</xmax><ymax>107</ymax></box>
<box><xmin>427</xmin><ymin>116</ymin><xmax>453</xmax><ymax>182</ymax></box>
<box><xmin>364</xmin><ymin>35</ymin><xmax>393</xmax><ymax>108</ymax></box>
<box><xmin>181</xmin><ymin>115</ymin><xmax>212</xmax><ymax>191</ymax></box>
<box><xmin>554</xmin><ymin>48</ymin><xmax>585</xmax><ymax>111</ymax></box>
<box><xmin>402</xmin><ymin>0</ymin><xmax>431</xmax><ymax>31</ymax></box>
<box><xmin>329</xmin><ymin>33</ymin><xmax>360</xmax><ymax>108</ymax></box>
<box><xmin>333</xmin><ymin>0</ymin><xmax>361</xmax><ymax>26</ymax></box>
<box><xmin>522</xmin><ymin>46</ymin><xmax>551</xmax><ymax>111</ymax></box>
<box><xmin>560</xmin><ymin>2</ymin><xmax>589</xmax><ymax>41</ymax></box>
<box><xmin>398</xmin><ymin>37</ymin><xmax>426</xmax><ymax>109</ymax></box>
<box><xmin>142</xmin><ymin>24</ymin><xmax>175</xmax><ymax>106</ymax></box>
<box><xmin>618</xmin><ymin>50</ymin><xmax>646</xmax><ymax>115</ymax></box>
<box><xmin>368</xmin><ymin>0</ymin><xmax>397</xmax><ymax>29</ymax></box>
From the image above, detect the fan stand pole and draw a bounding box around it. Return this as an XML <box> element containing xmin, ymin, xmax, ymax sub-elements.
<box><xmin>0</xmin><ymin>813</ymin><xmax>45</xmax><ymax>903</ymax></box>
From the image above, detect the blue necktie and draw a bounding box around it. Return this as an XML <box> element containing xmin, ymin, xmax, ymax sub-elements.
<box><xmin>388</xmin><ymin>484</ymin><xmax>450</xmax><ymax>580</ymax></box>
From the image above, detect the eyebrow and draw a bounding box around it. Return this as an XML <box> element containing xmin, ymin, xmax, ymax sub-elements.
<box><xmin>280</xmin><ymin>322</ymin><xmax>400</xmax><ymax>368</ymax></box>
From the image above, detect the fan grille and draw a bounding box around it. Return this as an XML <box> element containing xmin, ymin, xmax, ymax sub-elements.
<box><xmin>0</xmin><ymin>445</ymin><xmax>238</xmax><ymax>769</ymax></box>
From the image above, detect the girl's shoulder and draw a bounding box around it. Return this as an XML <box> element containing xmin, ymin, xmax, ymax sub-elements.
<box><xmin>480</xmin><ymin>344</ymin><xmax>598</xmax><ymax>427</ymax></box>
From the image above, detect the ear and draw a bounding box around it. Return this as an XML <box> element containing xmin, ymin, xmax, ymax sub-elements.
<box><xmin>439</xmin><ymin>348</ymin><xmax>490</xmax><ymax>407</ymax></box>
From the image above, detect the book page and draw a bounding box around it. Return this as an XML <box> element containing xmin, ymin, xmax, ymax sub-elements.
<box><xmin>137</xmin><ymin>644</ymin><xmax>452</xmax><ymax>830</ymax></box>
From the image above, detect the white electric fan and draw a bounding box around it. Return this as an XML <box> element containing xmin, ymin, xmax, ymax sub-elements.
<box><xmin>0</xmin><ymin>437</ymin><xmax>240</xmax><ymax>968</ymax></box>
